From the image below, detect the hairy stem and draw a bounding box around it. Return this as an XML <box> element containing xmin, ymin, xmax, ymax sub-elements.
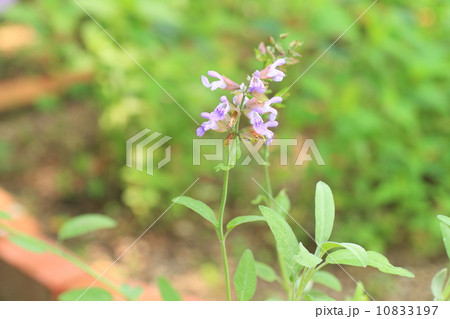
<box><xmin>263</xmin><ymin>144</ymin><xmax>274</xmax><ymax>208</ymax></box>
<box><xmin>295</xmin><ymin>263</ymin><xmax>328</xmax><ymax>300</ymax></box>
<box><xmin>215</xmin><ymin>90</ymin><xmax>246</xmax><ymax>300</ymax></box>
<box><xmin>217</xmin><ymin>167</ymin><xmax>231</xmax><ymax>300</ymax></box>
<box><xmin>295</xmin><ymin>267</ymin><xmax>315</xmax><ymax>300</ymax></box>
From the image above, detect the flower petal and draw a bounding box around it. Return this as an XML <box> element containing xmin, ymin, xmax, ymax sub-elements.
<box><xmin>201</xmin><ymin>75</ymin><xmax>211</xmax><ymax>88</ymax></box>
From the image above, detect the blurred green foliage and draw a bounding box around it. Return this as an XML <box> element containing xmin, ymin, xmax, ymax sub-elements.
<box><xmin>2</xmin><ymin>0</ymin><xmax>449</xmax><ymax>255</ymax></box>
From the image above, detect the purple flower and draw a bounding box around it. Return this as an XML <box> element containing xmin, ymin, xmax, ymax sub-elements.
<box><xmin>201</xmin><ymin>71</ymin><xmax>240</xmax><ymax>91</ymax></box>
<box><xmin>248</xmin><ymin>70</ymin><xmax>266</xmax><ymax>93</ymax></box>
<box><xmin>248</xmin><ymin>110</ymin><xmax>278</xmax><ymax>145</ymax></box>
<box><xmin>196</xmin><ymin>96</ymin><xmax>231</xmax><ymax>137</ymax></box>
<box><xmin>250</xmin><ymin>96</ymin><xmax>282</xmax><ymax>121</ymax></box>
<box><xmin>260</xmin><ymin>58</ymin><xmax>286</xmax><ymax>82</ymax></box>
<box><xmin>196</xmin><ymin>121</ymin><xmax>218</xmax><ymax>137</ymax></box>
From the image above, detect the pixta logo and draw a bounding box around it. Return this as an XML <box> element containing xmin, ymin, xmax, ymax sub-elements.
<box><xmin>126</xmin><ymin>129</ymin><xmax>171</xmax><ymax>175</ymax></box>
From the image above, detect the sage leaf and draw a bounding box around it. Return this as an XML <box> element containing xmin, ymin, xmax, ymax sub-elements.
<box><xmin>294</xmin><ymin>242</ymin><xmax>322</xmax><ymax>268</ymax></box>
<box><xmin>366</xmin><ymin>251</ymin><xmax>414</xmax><ymax>278</ymax></box>
<box><xmin>304</xmin><ymin>290</ymin><xmax>335</xmax><ymax>301</ymax></box>
<box><xmin>0</xmin><ymin>211</ymin><xmax>11</xmax><ymax>220</ymax></box>
<box><xmin>226</xmin><ymin>215</ymin><xmax>265</xmax><ymax>233</ymax></box>
<box><xmin>259</xmin><ymin>205</ymin><xmax>300</xmax><ymax>279</ymax></box>
<box><xmin>255</xmin><ymin>261</ymin><xmax>278</xmax><ymax>283</ymax></box>
<box><xmin>431</xmin><ymin>268</ymin><xmax>448</xmax><ymax>300</ymax></box>
<box><xmin>439</xmin><ymin>222</ymin><xmax>450</xmax><ymax>260</ymax></box>
<box><xmin>121</xmin><ymin>284</ymin><xmax>143</xmax><ymax>301</ymax></box>
<box><xmin>8</xmin><ymin>234</ymin><xmax>48</xmax><ymax>253</ymax></box>
<box><xmin>312</xmin><ymin>271</ymin><xmax>342</xmax><ymax>292</ymax></box>
<box><xmin>437</xmin><ymin>215</ymin><xmax>450</xmax><ymax>227</ymax></box>
<box><xmin>157</xmin><ymin>277</ymin><xmax>182</xmax><ymax>301</ymax></box>
<box><xmin>315</xmin><ymin>181</ymin><xmax>335</xmax><ymax>245</ymax></box>
<box><xmin>58</xmin><ymin>287</ymin><xmax>113</xmax><ymax>301</ymax></box>
<box><xmin>274</xmin><ymin>189</ymin><xmax>290</xmax><ymax>218</ymax></box>
<box><xmin>172</xmin><ymin>196</ymin><xmax>218</xmax><ymax>228</ymax></box>
<box><xmin>234</xmin><ymin>249</ymin><xmax>257</xmax><ymax>301</ymax></box>
<box><xmin>59</xmin><ymin>214</ymin><xmax>117</xmax><ymax>241</ymax></box>
<box><xmin>326</xmin><ymin>243</ymin><xmax>368</xmax><ymax>267</ymax></box>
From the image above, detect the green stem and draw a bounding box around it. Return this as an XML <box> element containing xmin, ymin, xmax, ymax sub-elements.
<box><xmin>263</xmin><ymin>144</ymin><xmax>274</xmax><ymax>208</ymax></box>
<box><xmin>219</xmin><ymin>238</ymin><xmax>231</xmax><ymax>300</ymax></box>
<box><xmin>294</xmin><ymin>263</ymin><xmax>328</xmax><ymax>300</ymax></box>
<box><xmin>215</xmin><ymin>89</ymin><xmax>248</xmax><ymax>301</ymax></box>
<box><xmin>295</xmin><ymin>267</ymin><xmax>315</xmax><ymax>300</ymax></box>
<box><xmin>278</xmin><ymin>257</ymin><xmax>291</xmax><ymax>300</ymax></box>
<box><xmin>217</xmin><ymin>167</ymin><xmax>231</xmax><ymax>300</ymax></box>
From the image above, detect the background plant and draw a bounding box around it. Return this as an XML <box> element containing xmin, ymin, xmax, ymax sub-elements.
<box><xmin>0</xmin><ymin>210</ymin><xmax>135</xmax><ymax>300</ymax></box>
<box><xmin>430</xmin><ymin>215</ymin><xmax>450</xmax><ymax>301</ymax></box>
<box><xmin>0</xmin><ymin>209</ymin><xmax>188</xmax><ymax>300</ymax></box>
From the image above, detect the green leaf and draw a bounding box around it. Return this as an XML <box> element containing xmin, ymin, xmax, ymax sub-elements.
<box><xmin>121</xmin><ymin>284</ymin><xmax>143</xmax><ymax>301</ymax></box>
<box><xmin>293</xmin><ymin>242</ymin><xmax>322</xmax><ymax>268</ymax></box>
<box><xmin>312</xmin><ymin>271</ymin><xmax>342</xmax><ymax>292</ymax></box>
<box><xmin>226</xmin><ymin>215</ymin><xmax>265</xmax><ymax>233</ymax></box>
<box><xmin>327</xmin><ymin>248</ymin><xmax>413</xmax><ymax>277</ymax></box>
<box><xmin>255</xmin><ymin>261</ymin><xmax>278</xmax><ymax>282</ymax></box>
<box><xmin>320</xmin><ymin>241</ymin><xmax>347</xmax><ymax>253</ymax></box>
<box><xmin>325</xmin><ymin>242</ymin><xmax>368</xmax><ymax>265</ymax></box>
<box><xmin>347</xmin><ymin>281</ymin><xmax>369</xmax><ymax>301</ymax></box>
<box><xmin>172</xmin><ymin>196</ymin><xmax>218</xmax><ymax>228</ymax></box>
<box><xmin>58</xmin><ymin>287</ymin><xmax>113</xmax><ymax>301</ymax></box>
<box><xmin>265</xmin><ymin>297</ymin><xmax>283</xmax><ymax>301</ymax></box>
<box><xmin>438</xmin><ymin>215</ymin><xmax>450</xmax><ymax>227</ymax></box>
<box><xmin>431</xmin><ymin>268</ymin><xmax>448</xmax><ymax>300</ymax></box>
<box><xmin>366</xmin><ymin>251</ymin><xmax>414</xmax><ymax>278</ymax></box>
<box><xmin>304</xmin><ymin>290</ymin><xmax>335</xmax><ymax>301</ymax></box>
<box><xmin>326</xmin><ymin>243</ymin><xmax>368</xmax><ymax>267</ymax></box>
<box><xmin>157</xmin><ymin>277</ymin><xmax>182</xmax><ymax>301</ymax></box>
<box><xmin>8</xmin><ymin>234</ymin><xmax>48</xmax><ymax>253</ymax></box>
<box><xmin>259</xmin><ymin>205</ymin><xmax>300</xmax><ymax>279</ymax></box>
<box><xmin>315</xmin><ymin>181</ymin><xmax>335</xmax><ymax>245</ymax></box>
<box><xmin>234</xmin><ymin>249</ymin><xmax>257</xmax><ymax>301</ymax></box>
<box><xmin>58</xmin><ymin>214</ymin><xmax>117</xmax><ymax>240</ymax></box>
<box><xmin>274</xmin><ymin>189</ymin><xmax>290</xmax><ymax>218</ymax></box>
<box><xmin>0</xmin><ymin>211</ymin><xmax>12</xmax><ymax>220</ymax></box>
<box><xmin>439</xmin><ymin>222</ymin><xmax>450</xmax><ymax>260</ymax></box>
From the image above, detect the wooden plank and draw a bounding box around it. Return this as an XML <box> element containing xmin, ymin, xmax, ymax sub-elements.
<box><xmin>0</xmin><ymin>72</ymin><xmax>93</xmax><ymax>112</ymax></box>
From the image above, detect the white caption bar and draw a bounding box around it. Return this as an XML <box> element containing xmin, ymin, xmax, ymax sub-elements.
<box><xmin>0</xmin><ymin>301</ymin><xmax>449</xmax><ymax>319</ymax></box>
